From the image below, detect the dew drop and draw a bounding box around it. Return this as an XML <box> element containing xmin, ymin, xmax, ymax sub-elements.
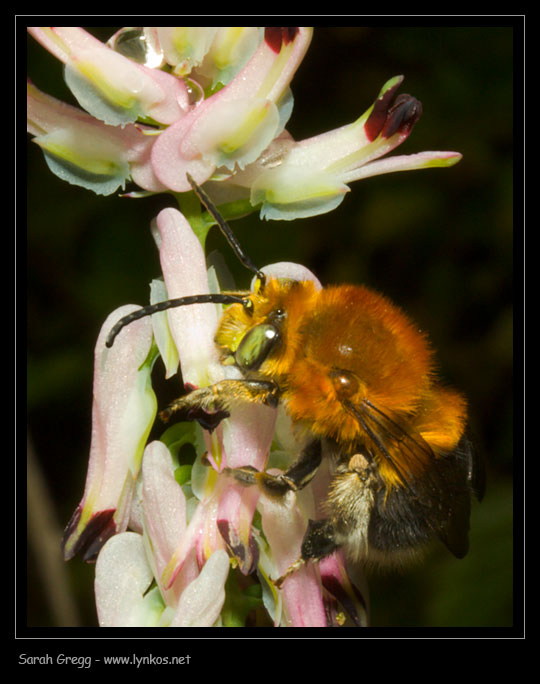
<box><xmin>184</xmin><ymin>78</ymin><xmax>205</xmax><ymax>106</ymax></box>
<box><xmin>107</xmin><ymin>27</ymin><xmax>164</xmax><ymax>69</ymax></box>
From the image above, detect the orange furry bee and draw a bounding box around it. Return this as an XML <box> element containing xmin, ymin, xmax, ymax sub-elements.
<box><xmin>107</xmin><ymin>175</ymin><xmax>484</xmax><ymax>583</ymax></box>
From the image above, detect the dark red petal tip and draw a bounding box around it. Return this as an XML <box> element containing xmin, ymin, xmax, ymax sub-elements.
<box><xmin>217</xmin><ymin>519</ymin><xmax>259</xmax><ymax>576</ymax></box>
<box><xmin>321</xmin><ymin>570</ymin><xmax>368</xmax><ymax>628</ymax></box>
<box><xmin>381</xmin><ymin>94</ymin><xmax>422</xmax><ymax>138</ymax></box>
<box><xmin>62</xmin><ymin>506</ymin><xmax>116</xmax><ymax>562</ymax></box>
<box><xmin>364</xmin><ymin>79</ymin><xmax>402</xmax><ymax>141</ymax></box>
<box><xmin>364</xmin><ymin>78</ymin><xmax>422</xmax><ymax>142</ymax></box>
<box><xmin>265</xmin><ymin>27</ymin><xmax>300</xmax><ymax>53</ymax></box>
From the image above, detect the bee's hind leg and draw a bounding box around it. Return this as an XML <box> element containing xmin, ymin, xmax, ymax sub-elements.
<box><xmin>273</xmin><ymin>519</ymin><xmax>340</xmax><ymax>588</ymax></box>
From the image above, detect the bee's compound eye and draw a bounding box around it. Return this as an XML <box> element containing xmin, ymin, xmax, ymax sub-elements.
<box><xmin>329</xmin><ymin>369</ymin><xmax>359</xmax><ymax>399</ymax></box>
<box><xmin>235</xmin><ymin>324</ymin><xmax>279</xmax><ymax>371</ymax></box>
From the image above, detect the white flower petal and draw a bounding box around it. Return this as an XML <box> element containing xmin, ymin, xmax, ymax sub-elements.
<box><xmin>149</xmin><ymin>279</ymin><xmax>180</xmax><ymax>379</ymax></box>
<box><xmin>95</xmin><ymin>532</ymin><xmax>160</xmax><ymax>627</ymax></box>
<box><xmin>156</xmin><ymin>208</ymin><xmax>223</xmax><ymax>387</ymax></box>
<box><xmin>171</xmin><ymin>549</ymin><xmax>230</xmax><ymax>626</ymax></box>
<box><xmin>63</xmin><ymin>306</ymin><xmax>156</xmax><ymax>561</ymax></box>
<box><xmin>256</xmin><ymin>262</ymin><xmax>322</xmax><ymax>290</ymax></box>
<box><xmin>142</xmin><ymin>442</ymin><xmax>188</xmax><ymax>576</ymax></box>
<box><xmin>342</xmin><ymin>150</ymin><xmax>463</xmax><ymax>183</ymax></box>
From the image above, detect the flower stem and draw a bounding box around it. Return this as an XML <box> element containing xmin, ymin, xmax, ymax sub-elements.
<box><xmin>173</xmin><ymin>190</ymin><xmax>260</xmax><ymax>251</ymax></box>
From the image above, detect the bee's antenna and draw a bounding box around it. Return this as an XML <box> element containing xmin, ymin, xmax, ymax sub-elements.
<box><xmin>105</xmin><ymin>293</ymin><xmax>249</xmax><ymax>348</ymax></box>
<box><xmin>106</xmin><ymin>176</ymin><xmax>266</xmax><ymax>348</ymax></box>
<box><xmin>187</xmin><ymin>173</ymin><xmax>266</xmax><ymax>287</ymax></box>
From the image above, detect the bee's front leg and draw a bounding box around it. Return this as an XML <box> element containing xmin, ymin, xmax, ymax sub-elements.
<box><xmin>160</xmin><ymin>379</ymin><xmax>280</xmax><ymax>431</ymax></box>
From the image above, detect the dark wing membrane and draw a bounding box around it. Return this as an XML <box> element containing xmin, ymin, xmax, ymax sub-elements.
<box><xmin>343</xmin><ymin>398</ymin><xmax>472</xmax><ymax>558</ymax></box>
<box><xmin>344</xmin><ymin>398</ymin><xmax>438</xmax><ymax>492</ymax></box>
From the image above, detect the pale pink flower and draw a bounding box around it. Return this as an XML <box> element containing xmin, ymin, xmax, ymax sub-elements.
<box><xmin>62</xmin><ymin>306</ymin><xmax>157</xmax><ymax>561</ymax></box>
<box><xmin>32</xmin><ymin>27</ymin><xmax>461</xmax><ymax>627</ymax></box>
<box><xmin>67</xmin><ymin>205</ymin><xmax>366</xmax><ymax>626</ymax></box>
<box><xmin>28</xmin><ymin>27</ymin><xmax>460</xmax><ymax>218</ymax></box>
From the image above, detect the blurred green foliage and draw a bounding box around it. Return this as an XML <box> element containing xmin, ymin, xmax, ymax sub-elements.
<box><xmin>27</xmin><ymin>25</ymin><xmax>515</xmax><ymax>629</ymax></box>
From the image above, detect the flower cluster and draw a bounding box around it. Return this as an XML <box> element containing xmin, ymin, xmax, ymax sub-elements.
<box><xmin>28</xmin><ymin>26</ymin><xmax>461</xmax><ymax>627</ymax></box>
<box><xmin>27</xmin><ymin>27</ymin><xmax>461</xmax><ymax>220</ymax></box>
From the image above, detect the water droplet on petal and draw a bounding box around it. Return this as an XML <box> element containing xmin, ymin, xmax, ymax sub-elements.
<box><xmin>107</xmin><ymin>27</ymin><xmax>164</xmax><ymax>69</ymax></box>
<box><xmin>184</xmin><ymin>78</ymin><xmax>204</xmax><ymax>106</ymax></box>
<box><xmin>258</xmin><ymin>137</ymin><xmax>294</xmax><ymax>169</ymax></box>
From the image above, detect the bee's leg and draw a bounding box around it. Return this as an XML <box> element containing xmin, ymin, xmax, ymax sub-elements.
<box><xmin>225</xmin><ymin>440</ymin><xmax>339</xmax><ymax>588</ymax></box>
<box><xmin>160</xmin><ymin>379</ymin><xmax>280</xmax><ymax>430</ymax></box>
<box><xmin>225</xmin><ymin>440</ymin><xmax>323</xmax><ymax>497</ymax></box>
<box><xmin>274</xmin><ymin>519</ymin><xmax>339</xmax><ymax>588</ymax></box>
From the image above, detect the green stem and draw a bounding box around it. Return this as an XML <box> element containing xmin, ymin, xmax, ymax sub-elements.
<box><xmin>172</xmin><ymin>190</ymin><xmax>261</xmax><ymax>252</ymax></box>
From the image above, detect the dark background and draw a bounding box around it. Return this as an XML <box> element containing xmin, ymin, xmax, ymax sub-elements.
<box><xmin>26</xmin><ymin>25</ymin><xmax>516</xmax><ymax>629</ymax></box>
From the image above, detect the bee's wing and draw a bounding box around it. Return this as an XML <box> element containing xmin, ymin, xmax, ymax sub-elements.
<box><xmin>344</xmin><ymin>398</ymin><xmax>436</xmax><ymax>490</ymax></box>
<box><xmin>344</xmin><ymin>398</ymin><xmax>472</xmax><ymax>558</ymax></box>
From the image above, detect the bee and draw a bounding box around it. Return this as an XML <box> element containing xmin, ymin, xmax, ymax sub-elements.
<box><xmin>106</xmin><ymin>175</ymin><xmax>484</xmax><ymax>585</ymax></box>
